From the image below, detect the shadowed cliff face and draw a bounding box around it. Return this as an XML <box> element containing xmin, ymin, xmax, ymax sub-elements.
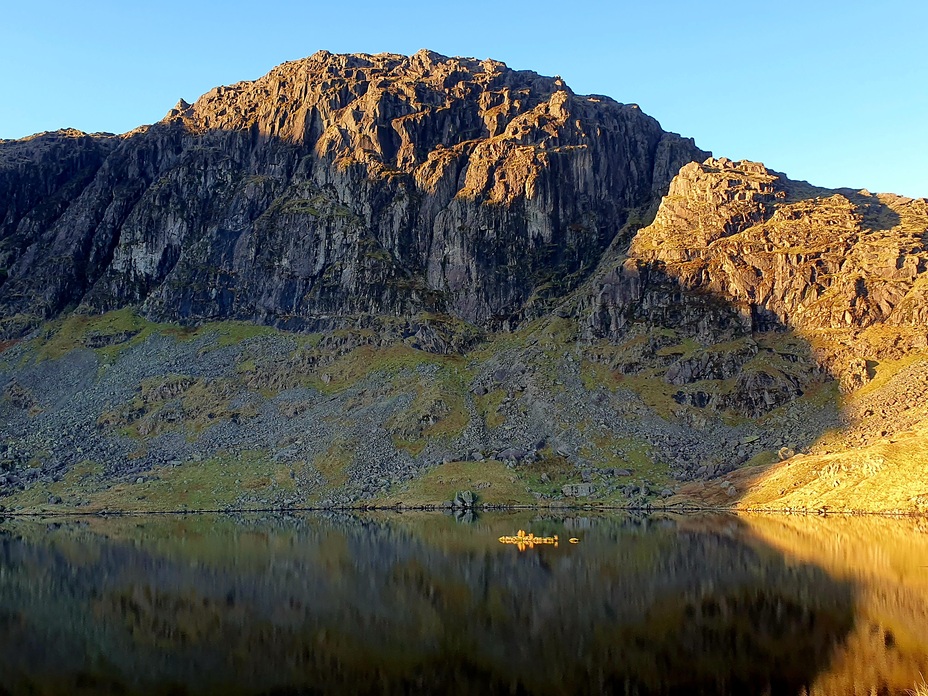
<box><xmin>0</xmin><ymin>49</ymin><xmax>706</xmax><ymax>337</ymax></box>
<box><xmin>0</xmin><ymin>130</ymin><xmax>119</xmax><ymax>301</ymax></box>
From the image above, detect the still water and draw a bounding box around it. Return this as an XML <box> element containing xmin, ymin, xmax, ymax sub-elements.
<box><xmin>1</xmin><ymin>511</ymin><xmax>927</xmax><ymax>695</ymax></box>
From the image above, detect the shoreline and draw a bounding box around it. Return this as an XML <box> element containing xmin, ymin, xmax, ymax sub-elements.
<box><xmin>3</xmin><ymin>502</ymin><xmax>926</xmax><ymax>519</ymax></box>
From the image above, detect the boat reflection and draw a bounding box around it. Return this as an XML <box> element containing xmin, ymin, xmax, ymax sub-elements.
<box><xmin>498</xmin><ymin>529</ymin><xmax>580</xmax><ymax>550</ymax></box>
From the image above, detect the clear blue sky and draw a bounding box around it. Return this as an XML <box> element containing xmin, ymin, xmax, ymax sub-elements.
<box><xmin>2</xmin><ymin>0</ymin><xmax>926</xmax><ymax>197</ymax></box>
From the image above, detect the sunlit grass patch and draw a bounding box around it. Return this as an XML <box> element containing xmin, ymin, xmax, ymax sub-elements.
<box><xmin>190</xmin><ymin>320</ymin><xmax>279</xmax><ymax>349</ymax></box>
<box><xmin>474</xmin><ymin>387</ymin><xmax>506</xmax><ymax>429</ymax></box>
<box><xmin>31</xmin><ymin>307</ymin><xmax>161</xmax><ymax>363</ymax></box>
<box><xmin>851</xmin><ymin>349</ymin><xmax>928</xmax><ymax>401</ymax></box>
<box><xmin>375</xmin><ymin>460</ymin><xmax>533</xmax><ymax>506</ymax></box>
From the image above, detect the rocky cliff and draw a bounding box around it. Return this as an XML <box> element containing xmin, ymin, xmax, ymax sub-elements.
<box><xmin>582</xmin><ymin>157</ymin><xmax>928</xmax><ymax>409</ymax></box>
<box><xmin>1</xmin><ymin>52</ymin><xmax>927</xmax><ymax>514</ymax></box>
<box><xmin>0</xmin><ymin>49</ymin><xmax>705</xmax><ymax>338</ymax></box>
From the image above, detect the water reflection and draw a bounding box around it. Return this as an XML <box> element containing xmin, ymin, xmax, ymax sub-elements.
<box><xmin>0</xmin><ymin>512</ymin><xmax>925</xmax><ymax>694</ymax></box>
<box><xmin>497</xmin><ymin>529</ymin><xmax>565</xmax><ymax>550</ymax></box>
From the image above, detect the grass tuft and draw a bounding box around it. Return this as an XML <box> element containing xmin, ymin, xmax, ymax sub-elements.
<box><xmin>32</xmin><ymin>308</ymin><xmax>161</xmax><ymax>363</ymax></box>
<box><xmin>375</xmin><ymin>459</ymin><xmax>533</xmax><ymax>506</ymax></box>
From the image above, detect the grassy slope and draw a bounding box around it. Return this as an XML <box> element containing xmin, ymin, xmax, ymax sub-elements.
<box><xmin>673</xmin><ymin>424</ymin><xmax>928</xmax><ymax>513</ymax></box>
<box><xmin>0</xmin><ymin>310</ymin><xmax>569</xmax><ymax>512</ymax></box>
<box><xmin>4</xmin><ymin>305</ymin><xmax>928</xmax><ymax>514</ymax></box>
<box><xmin>737</xmin><ymin>424</ymin><xmax>928</xmax><ymax>513</ymax></box>
<box><xmin>374</xmin><ymin>460</ymin><xmax>535</xmax><ymax>507</ymax></box>
<box><xmin>673</xmin><ymin>351</ymin><xmax>928</xmax><ymax>513</ymax></box>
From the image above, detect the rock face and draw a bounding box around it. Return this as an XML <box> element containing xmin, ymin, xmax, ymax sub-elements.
<box><xmin>0</xmin><ymin>129</ymin><xmax>119</xmax><ymax>310</ymax></box>
<box><xmin>2</xmin><ymin>53</ymin><xmax>928</xmax><ymax>513</ymax></box>
<box><xmin>627</xmin><ymin>158</ymin><xmax>928</xmax><ymax>338</ymax></box>
<box><xmin>0</xmin><ymin>50</ymin><xmax>706</xmax><ymax>337</ymax></box>
<box><xmin>582</xmin><ymin>157</ymin><xmax>928</xmax><ymax>412</ymax></box>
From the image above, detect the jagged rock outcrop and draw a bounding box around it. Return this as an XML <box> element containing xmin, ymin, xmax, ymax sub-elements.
<box><xmin>582</xmin><ymin>157</ymin><xmax>928</xmax><ymax>415</ymax></box>
<box><xmin>0</xmin><ymin>50</ymin><xmax>706</xmax><ymax>338</ymax></box>
<box><xmin>627</xmin><ymin>158</ymin><xmax>928</xmax><ymax>339</ymax></box>
<box><xmin>0</xmin><ymin>129</ymin><xmax>118</xmax><ymax>295</ymax></box>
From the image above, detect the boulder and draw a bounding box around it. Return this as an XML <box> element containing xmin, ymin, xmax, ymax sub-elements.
<box><xmin>562</xmin><ymin>483</ymin><xmax>594</xmax><ymax>497</ymax></box>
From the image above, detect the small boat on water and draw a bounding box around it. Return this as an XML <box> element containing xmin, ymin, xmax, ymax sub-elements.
<box><xmin>498</xmin><ymin>529</ymin><xmax>580</xmax><ymax>551</ymax></box>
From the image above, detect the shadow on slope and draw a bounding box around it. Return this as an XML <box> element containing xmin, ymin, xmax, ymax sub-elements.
<box><xmin>577</xmin><ymin>158</ymin><xmax>927</xmax><ymax>508</ymax></box>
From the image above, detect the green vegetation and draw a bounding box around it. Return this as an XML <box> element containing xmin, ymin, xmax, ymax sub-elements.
<box><xmin>265</xmin><ymin>190</ymin><xmax>356</xmax><ymax>221</ymax></box>
<box><xmin>853</xmin><ymin>350</ymin><xmax>928</xmax><ymax>400</ymax></box>
<box><xmin>376</xmin><ymin>459</ymin><xmax>533</xmax><ymax>506</ymax></box>
<box><xmin>7</xmin><ymin>284</ymin><xmax>900</xmax><ymax>516</ymax></box>
<box><xmin>1</xmin><ymin>460</ymin><xmax>104</xmax><ymax>511</ymax></box>
<box><xmin>466</xmin><ymin>316</ymin><xmax>575</xmax><ymax>365</ymax></box>
<box><xmin>592</xmin><ymin>434</ymin><xmax>655</xmax><ymax>472</ymax></box>
<box><xmin>580</xmin><ymin>359</ymin><xmax>620</xmax><ymax>391</ymax></box>
<box><xmin>190</xmin><ymin>320</ymin><xmax>278</xmax><ymax>349</ymax></box>
<box><xmin>98</xmin><ymin>374</ymin><xmax>259</xmax><ymax>441</ymax></box>
<box><xmin>586</xmin><ymin>435</ymin><xmax>669</xmax><ymax>501</ymax></box>
<box><xmin>312</xmin><ymin>439</ymin><xmax>355</xmax><ymax>491</ymax></box>
<box><xmin>612</xmin><ymin>373</ymin><xmax>680</xmax><ymax>420</ymax></box>
<box><xmin>304</xmin><ymin>344</ymin><xmax>465</xmax><ymax>394</ymax></box>
<box><xmin>517</xmin><ymin>451</ymin><xmax>578</xmax><ymax>497</ymax></box>
<box><xmin>3</xmin><ymin>452</ymin><xmax>299</xmax><ymax>513</ymax></box>
<box><xmin>580</xmin><ymin>330</ymin><xmax>678</xmax><ymax>389</ymax></box>
<box><xmin>388</xmin><ymin>372</ymin><xmax>470</xmax><ymax>456</ymax></box>
<box><xmin>126</xmin><ymin>451</ymin><xmax>291</xmax><ymax>510</ymax></box>
<box><xmin>654</xmin><ymin>337</ymin><xmax>701</xmax><ymax>359</ymax></box>
<box><xmin>237</xmin><ymin>358</ymin><xmax>258</xmax><ymax>374</ymax></box>
<box><xmin>474</xmin><ymin>388</ymin><xmax>507</xmax><ymax>429</ymax></box>
<box><xmin>20</xmin><ymin>309</ymin><xmax>288</xmax><ymax>369</ymax></box>
<box><xmin>30</xmin><ymin>307</ymin><xmax>161</xmax><ymax>363</ymax></box>
<box><xmin>281</xmin><ymin>198</ymin><xmax>322</xmax><ymax>216</ymax></box>
<box><xmin>742</xmin><ymin>449</ymin><xmax>778</xmax><ymax>468</ymax></box>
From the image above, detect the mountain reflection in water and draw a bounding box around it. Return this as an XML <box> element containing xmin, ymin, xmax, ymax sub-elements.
<box><xmin>0</xmin><ymin>512</ymin><xmax>926</xmax><ymax>695</ymax></box>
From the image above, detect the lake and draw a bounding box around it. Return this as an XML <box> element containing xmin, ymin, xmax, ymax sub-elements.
<box><xmin>1</xmin><ymin>511</ymin><xmax>927</xmax><ymax>695</ymax></box>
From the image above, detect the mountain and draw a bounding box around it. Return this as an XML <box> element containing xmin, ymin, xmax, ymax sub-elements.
<box><xmin>0</xmin><ymin>49</ymin><xmax>704</xmax><ymax>337</ymax></box>
<box><xmin>1</xmin><ymin>50</ymin><xmax>926</xmax><ymax>514</ymax></box>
